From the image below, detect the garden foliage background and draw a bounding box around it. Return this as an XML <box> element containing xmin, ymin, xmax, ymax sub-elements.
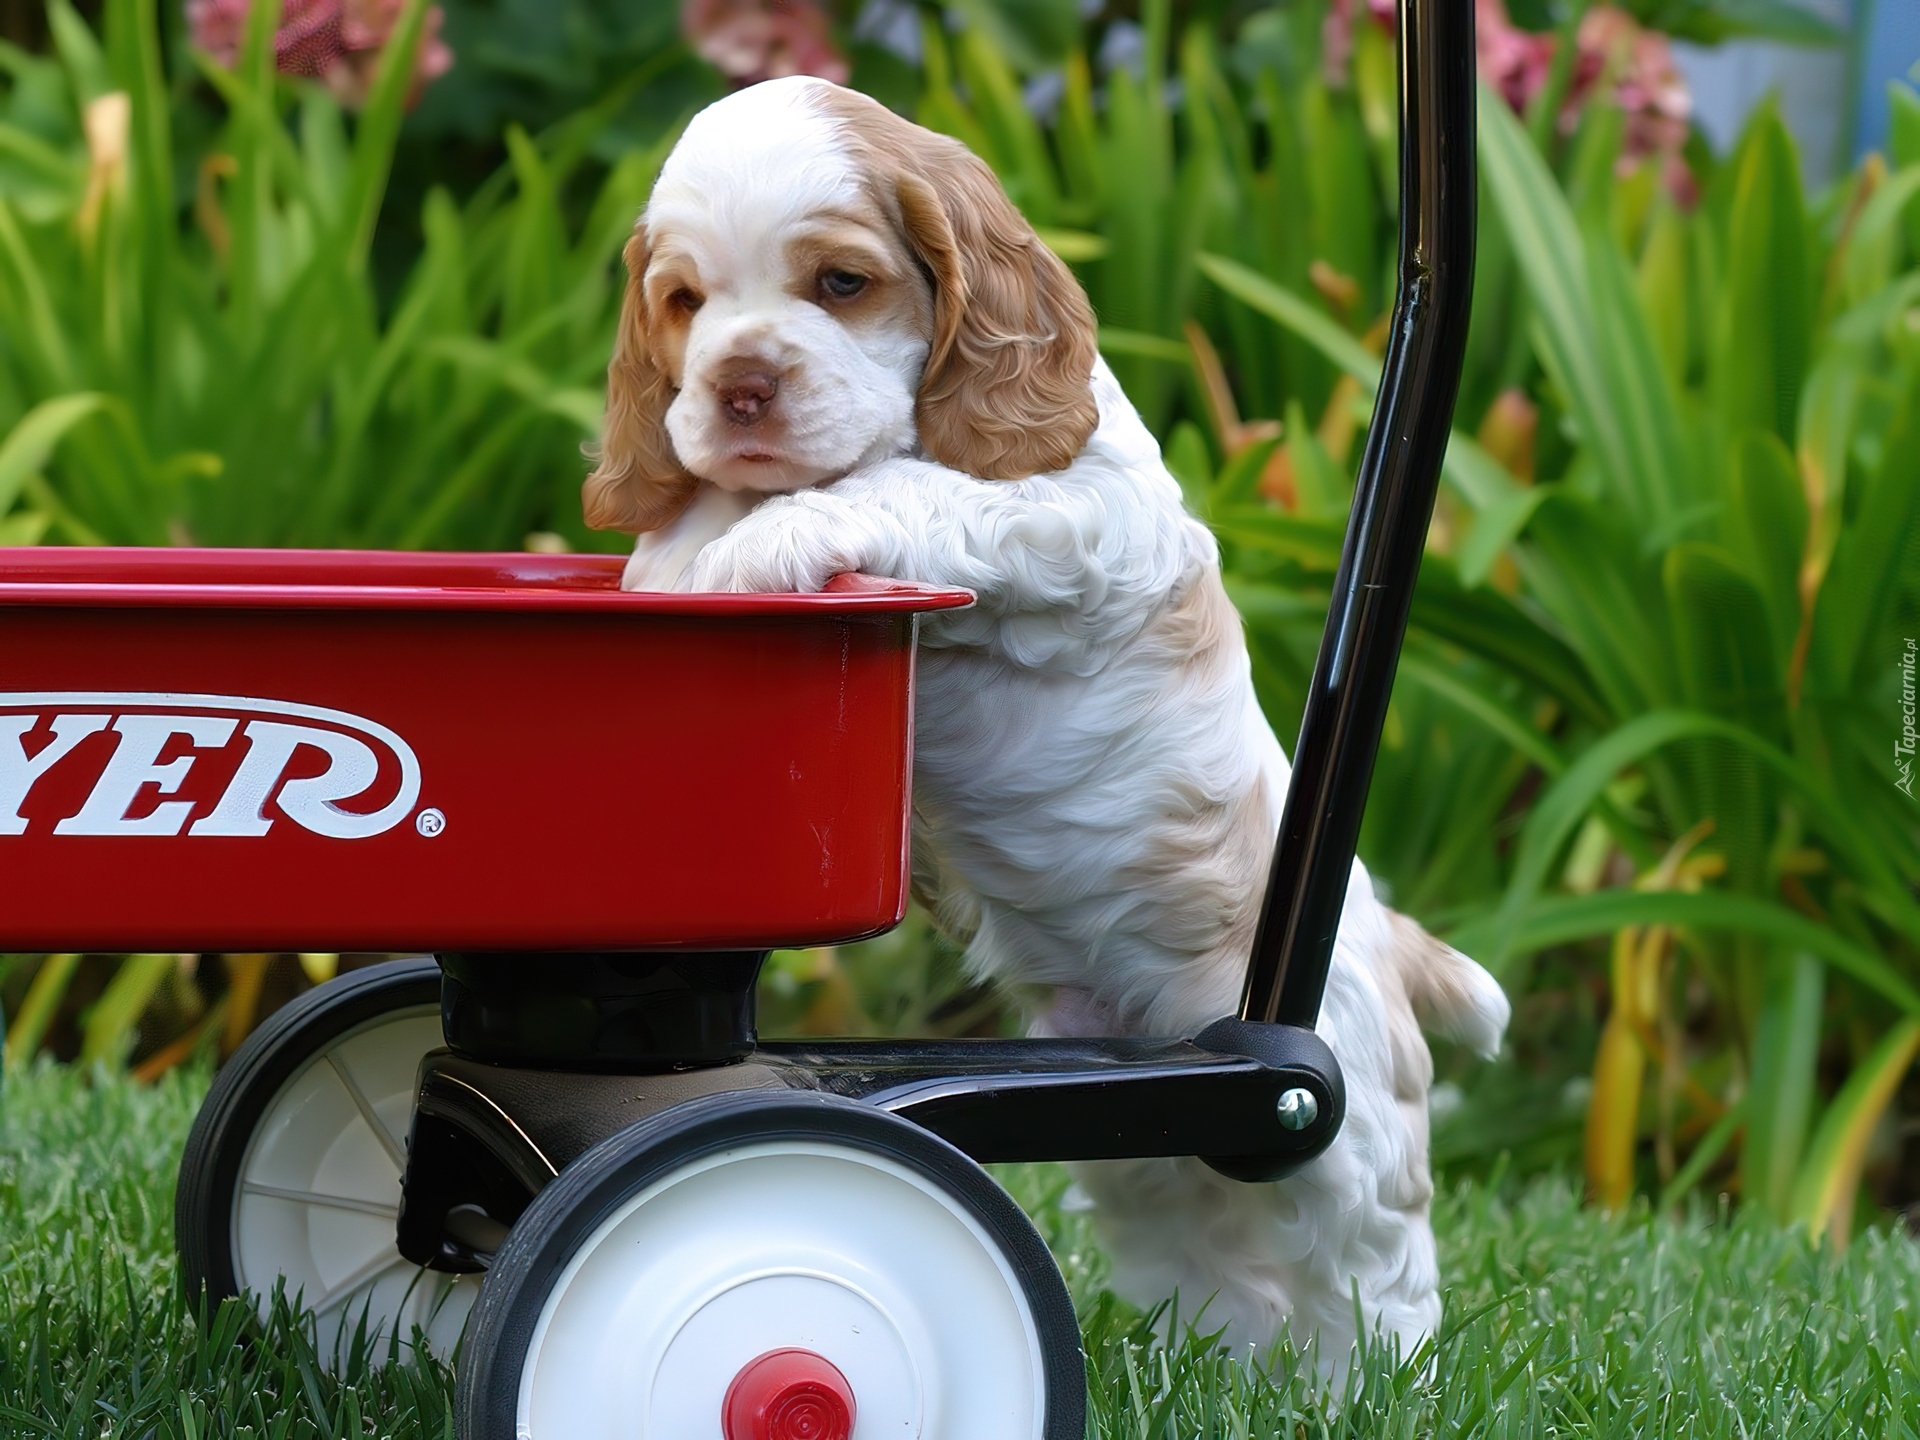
<box><xmin>0</xmin><ymin>0</ymin><xmax>1917</xmax><ymax>1244</ymax></box>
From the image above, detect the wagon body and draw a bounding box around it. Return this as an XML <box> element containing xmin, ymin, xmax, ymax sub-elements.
<box><xmin>0</xmin><ymin>549</ymin><xmax>969</xmax><ymax>955</ymax></box>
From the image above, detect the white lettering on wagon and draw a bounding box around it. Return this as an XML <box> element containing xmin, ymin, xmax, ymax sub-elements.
<box><xmin>0</xmin><ymin>693</ymin><xmax>423</xmax><ymax>839</ymax></box>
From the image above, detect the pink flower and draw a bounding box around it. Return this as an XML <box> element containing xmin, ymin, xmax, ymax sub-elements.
<box><xmin>1476</xmin><ymin>0</ymin><xmax>1694</xmax><ymax>200</ymax></box>
<box><xmin>186</xmin><ymin>0</ymin><xmax>452</xmax><ymax>110</ymax></box>
<box><xmin>1322</xmin><ymin>0</ymin><xmax>1395</xmax><ymax>87</ymax></box>
<box><xmin>1475</xmin><ymin>0</ymin><xmax>1557</xmax><ymax>115</ymax></box>
<box><xmin>1577</xmin><ymin>6</ymin><xmax>1692</xmax><ymax>169</ymax></box>
<box><xmin>682</xmin><ymin>0</ymin><xmax>849</xmax><ymax>88</ymax></box>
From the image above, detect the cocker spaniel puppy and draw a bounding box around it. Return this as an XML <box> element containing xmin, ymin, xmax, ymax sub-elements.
<box><xmin>587</xmin><ymin>75</ymin><xmax>1510</xmax><ymax>1367</ymax></box>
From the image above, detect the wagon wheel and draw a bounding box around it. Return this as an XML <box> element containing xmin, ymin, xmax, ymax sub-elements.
<box><xmin>174</xmin><ymin>958</ymin><xmax>474</xmax><ymax>1367</ymax></box>
<box><xmin>456</xmin><ymin>1090</ymin><xmax>1085</xmax><ymax>1440</ymax></box>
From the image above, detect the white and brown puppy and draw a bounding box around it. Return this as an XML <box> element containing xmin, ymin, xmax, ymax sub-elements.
<box><xmin>586</xmin><ymin>75</ymin><xmax>1509</xmax><ymax>1367</ymax></box>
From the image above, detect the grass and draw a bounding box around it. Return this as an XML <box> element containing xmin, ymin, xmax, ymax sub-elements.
<box><xmin>2</xmin><ymin>1065</ymin><xmax>1919</xmax><ymax>1438</ymax></box>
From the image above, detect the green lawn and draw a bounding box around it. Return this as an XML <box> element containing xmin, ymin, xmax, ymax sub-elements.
<box><xmin>2</xmin><ymin>1063</ymin><xmax>1918</xmax><ymax>1439</ymax></box>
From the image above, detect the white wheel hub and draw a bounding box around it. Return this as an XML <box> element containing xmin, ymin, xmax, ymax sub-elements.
<box><xmin>519</xmin><ymin>1141</ymin><xmax>1047</xmax><ymax>1439</ymax></box>
<box><xmin>232</xmin><ymin>1006</ymin><xmax>476</xmax><ymax>1363</ymax></box>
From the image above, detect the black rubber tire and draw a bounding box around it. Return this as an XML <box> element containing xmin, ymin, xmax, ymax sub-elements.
<box><xmin>456</xmin><ymin>1088</ymin><xmax>1086</xmax><ymax>1440</ymax></box>
<box><xmin>175</xmin><ymin>958</ymin><xmax>443</xmax><ymax>1304</ymax></box>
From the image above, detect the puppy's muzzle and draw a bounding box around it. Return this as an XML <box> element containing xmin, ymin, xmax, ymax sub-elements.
<box><xmin>717</xmin><ymin>365</ymin><xmax>780</xmax><ymax>427</ymax></box>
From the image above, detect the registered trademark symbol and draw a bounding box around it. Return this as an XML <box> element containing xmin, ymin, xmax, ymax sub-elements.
<box><xmin>415</xmin><ymin>807</ymin><xmax>447</xmax><ymax>838</ymax></box>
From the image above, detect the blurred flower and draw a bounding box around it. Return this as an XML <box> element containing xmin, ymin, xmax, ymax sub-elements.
<box><xmin>1477</xmin><ymin>387</ymin><xmax>1538</xmax><ymax>483</ymax></box>
<box><xmin>1577</xmin><ymin>6</ymin><xmax>1692</xmax><ymax>180</ymax></box>
<box><xmin>186</xmin><ymin>0</ymin><xmax>453</xmax><ymax>110</ymax></box>
<box><xmin>1321</xmin><ymin>0</ymin><xmax>1394</xmax><ymax>87</ymax></box>
<box><xmin>1479</xmin><ymin>0</ymin><xmax>1694</xmax><ymax>201</ymax></box>
<box><xmin>77</xmin><ymin>91</ymin><xmax>130</xmax><ymax>243</ymax></box>
<box><xmin>1474</xmin><ymin>0</ymin><xmax>1557</xmax><ymax>115</ymax></box>
<box><xmin>682</xmin><ymin>0</ymin><xmax>849</xmax><ymax>87</ymax></box>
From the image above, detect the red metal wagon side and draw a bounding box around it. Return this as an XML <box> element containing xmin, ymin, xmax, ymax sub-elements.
<box><xmin>0</xmin><ymin>549</ymin><xmax>970</xmax><ymax>955</ymax></box>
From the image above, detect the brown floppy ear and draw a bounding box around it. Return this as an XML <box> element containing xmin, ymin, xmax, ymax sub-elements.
<box><xmin>582</xmin><ymin>230</ymin><xmax>698</xmax><ymax>532</ymax></box>
<box><xmin>893</xmin><ymin>144</ymin><xmax>1098</xmax><ymax>480</ymax></box>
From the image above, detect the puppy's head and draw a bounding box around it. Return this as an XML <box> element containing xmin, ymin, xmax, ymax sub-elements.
<box><xmin>583</xmin><ymin>76</ymin><xmax>1099</xmax><ymax>533</ymax></box>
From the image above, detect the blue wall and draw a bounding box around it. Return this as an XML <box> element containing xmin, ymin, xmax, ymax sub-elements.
<box><xmin>1855</xmin><ymin>0</ymin><xmax>1920</xmax><ymax>158</ymax></box>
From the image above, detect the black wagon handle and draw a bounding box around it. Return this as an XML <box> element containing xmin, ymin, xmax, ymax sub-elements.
<box><xmin>1238</xmin><ymin>0</ymin><xmax>1478</xmax><ymax>1028</ymax></box>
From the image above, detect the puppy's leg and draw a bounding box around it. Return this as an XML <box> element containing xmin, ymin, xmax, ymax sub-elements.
<box><xmin>681</xmin><ymin>453</ymin><xmax>1195</xmax><ymax>661</ymax></box>
<box><xmin>1063</xmin><ymin>886</ymin><xmax>1502</xmax><ymax>1380</ymax></box>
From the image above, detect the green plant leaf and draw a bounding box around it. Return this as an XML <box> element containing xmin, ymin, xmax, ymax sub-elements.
<box><xmin>1839</xmin><ymin>164</ymin><xmax>1920</xmax><ymax>306</ymax></box>
<box><xmin>0</xmin><ymin>512</ymin><xmax>50</xmax><ymax>545</ymax></box>
<box><xmin>45</xmin><ymin>0</ymin><xmax>110</xmax><ymax>101</ymax></box>
<box><xmin>1196</xmin><ymin>258</ymin><xmax>1530</xmax><ymax>535</ymax></box>
<box><xmin>1457</xmin><ymin>486</ymin><xmax>1550</xmax><ymax>589</ymax></box>
<box><xmin>1479</xmin><ymin>91</ymin><xmax>1614</xmax><ymax>494</ymax></box>
<box><xmin>1096</xmin><ymin>328</ymin><xmax>1190</xmax><ymax>364</ymax></box>
<box><xmin>341</xmin><ymin>0</ymin><xmax>430</xmax><ymax>272</ymax></box>
<box><xmin>0</xmin><ymin>122</ymin><xmax>83</xmax><ymax>190</ymax></box>
<box><xmin>1657</xmin><ymin>1095</ymin><xmax>1746</xmax><ymax>1211</ymax></box>
<box><xmin>1515</xmin><ymin>491</ymin><xmax>1674</xmax><ymax>714</ymax></box>
<box><xmin>1662</xmin><ymin>544</ymin><xmax>1782</xmax><ymax>890</ymax></box>
<box><xmin>1162</xmin><ymin>420</ymin><xmax>1213</xmax><ymax>518</ymax></box>
<box><xmin>1440</xmin><ymin>432</ymin><xmax>1528</xmax><ymax>511</ymax></box>
<box><xmin>5</xmin><ymin>954</ymin><xmax>80</xmax><ymax>1068</ymax></box>
<box><xmin>1451</xmin><ymin>889</ymin><xmax>1920</xmax><ymax>1014</ymax></box>
<box><xmin>954</xmin><ymin>27</ymin><xmax>1061</xmax><ymax>224</ymax></box>
<box><xmin>1396</xmin><ymin>646</ymin><xmax>1567</xmax><ymax>776</ymax></box>
<box><xmin>1811</xmin><ymin>363</ymin><xmax>1920</xmax><ymax>693</ymax></box>
<box><xmin>78</xmin><ymin>954</ymin><xmax>174</xmax><ymax>1069</ymax></box>
<box><xmin>1711</xmin><ymin>103</ymin><xmax>1808</xmax><ymax>446</ymax></box>
<box><xmin>0</xmin><ymin>199</ymin><xmax>77</xmax><ymax>386</ymax></box>
<box><xmin>1636</xmin><ymin>202</ymin><xmax>1690</xmax><ymax>385</ymax></box>
<box><xmin>1792</xmin><ymin>348</ymin><xmax>1859</xmax><ymax>634</ymax></box>
<box><xmin>0</xmin><ymin>393</ymin><xmax>109</xmax><ymax>515</ymax></box>
<box><xmin>1409</xmin><ymin>572</ymin><xmax>1613</xmax><ymax>730</ymax></box>
<box><xmin>1196</xmin><ymin>253</ymin><xmax>1380</xmax><ymax>389</ymax></box>
<box><xmin>1210</xmin><ymin>506</ymin><xmax>1345</xmax><ymax>568</ymax></box>
<box><xmin>1722</xmin><ymin>431</ymin><xmax>1806</xmax><ymax>673</ymax></box>
<box><xmin>1586</xmin><ymin>223</ymin><xmax>1692</xmax><ymax>519</ymax></box>
<box><xmin>1664</xmin><ymin>543</ymin><xmax>1783</xmax><ymax>734</ymax></box>
<box><xmin>1793</xmin><ymin>1017</ymin><xmax>1920</xmax><ymax>1245</ymax></box>
<box><xmin>104</xmin><ymin>0</ymin><xmax>176</xmax><ymax>301</ymax></box>
<box><xmin>1037</xmin><ymin>228</ymin><xmax>1108</xmax><ymax>262</ymax></box>
<box><xmin>1211</xmin><ymin>434</ymin><xmax>1282</xmax><ymax>510</ymax></box>
<box><xmin>1492</xmin><ymin>709</ymin><xmax>1920</xmax><ymax>965</ymax></box>
<box><xmin>1223</xmin><ymin>577</ymin><xmax>1325</xmax><ymax>625</ymax></box>
<box><xmin>1282</xmin><ymin>398</ymin><xmax>1348</xmax><ymax>519</ymax></box>
<box><xmin>1745</xmin><ymin>949</ymin><xmax>1825</xmax><ymax>1221</ymax></box>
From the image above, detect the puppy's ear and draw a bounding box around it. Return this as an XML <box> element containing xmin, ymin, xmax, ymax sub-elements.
<box><xmin>893</xmin><ymin>144</ymin><xmax>1098</xmax><ymax>480</ymax></box>
<box><xmin>583</xmin><ymin>231</ymin><xmax>698</xmax><ymax>533</ymax></box>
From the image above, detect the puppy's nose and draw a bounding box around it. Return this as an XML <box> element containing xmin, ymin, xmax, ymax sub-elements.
<box><xmin>717</xmin><ymin>369</ymin><xmax>778</xmax><ymax>425</ymax></box>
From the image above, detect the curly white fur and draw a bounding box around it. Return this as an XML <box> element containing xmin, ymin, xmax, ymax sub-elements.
<box><xmin>609</xmin><ymin>79</ymin><xmax>1511</xmax><ymax>1374</ymax></box>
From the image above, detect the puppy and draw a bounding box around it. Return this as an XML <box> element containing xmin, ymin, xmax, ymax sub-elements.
<box><xmin>587</xmin><ymin>76</ymin><xmax>1510</xmax><ymax>1367</ymax></box>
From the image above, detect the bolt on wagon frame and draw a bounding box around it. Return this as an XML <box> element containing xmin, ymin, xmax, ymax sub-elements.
<box><xmin>0</xmin><ymin>1</ymin><xmax>1473</xmax><ymax>1435</ymax></box>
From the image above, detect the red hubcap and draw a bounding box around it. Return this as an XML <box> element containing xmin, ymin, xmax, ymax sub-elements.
<box><xmin>721</xmin><ymin>1348</ymin><xmax>856</xmax><ymax>1440</ymax></box>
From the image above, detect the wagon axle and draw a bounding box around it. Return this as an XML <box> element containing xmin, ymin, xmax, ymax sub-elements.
<box><xmin>399</xmin><ymin>952</ymin><xmax>1344</xmax><ymax>1275</ymax></box>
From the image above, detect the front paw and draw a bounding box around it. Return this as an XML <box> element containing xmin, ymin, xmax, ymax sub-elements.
<box><xmin>684</xmin><ymin>508</ymin><xmax>849</xmax><ymax>593</ymax></box>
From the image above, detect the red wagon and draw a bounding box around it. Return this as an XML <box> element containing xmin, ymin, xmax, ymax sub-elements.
<box><xmin>0</xmin><ymin>0</ymin><xmax>1475</xmax><ymax>1434</ymax></box>
<box><xmin>0</xmin><ymin>549</ymin><xmax>960</xmax><ymax>956</ymax></box>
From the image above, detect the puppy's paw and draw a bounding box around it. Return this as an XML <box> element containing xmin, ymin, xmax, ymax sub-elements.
<box><xmin>683</xmin><ymin>491</ymin><xmax>890</xmax><ymax>591</ymax></box>
<box><xmin>685</xmin><ymin>494</ymin><xmax>874</xmax><ymax>593</ymax></box>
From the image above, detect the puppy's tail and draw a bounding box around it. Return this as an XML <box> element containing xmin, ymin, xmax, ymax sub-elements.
<box><xmin>1384</xmin><ymin>910</ymin><xmax>1509</xmax><ymax>1059</ymax></box>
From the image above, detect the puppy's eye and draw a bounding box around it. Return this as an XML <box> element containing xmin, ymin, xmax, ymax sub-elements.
<box><xmin>668</xmin><ymin>286</ymin><xmax>704</xmax><ymax>314</ymax></box>
<box><xmin>819</xmin><ymin>270</ymin><xmax>867</xmax><ymax>300</ymax></box>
